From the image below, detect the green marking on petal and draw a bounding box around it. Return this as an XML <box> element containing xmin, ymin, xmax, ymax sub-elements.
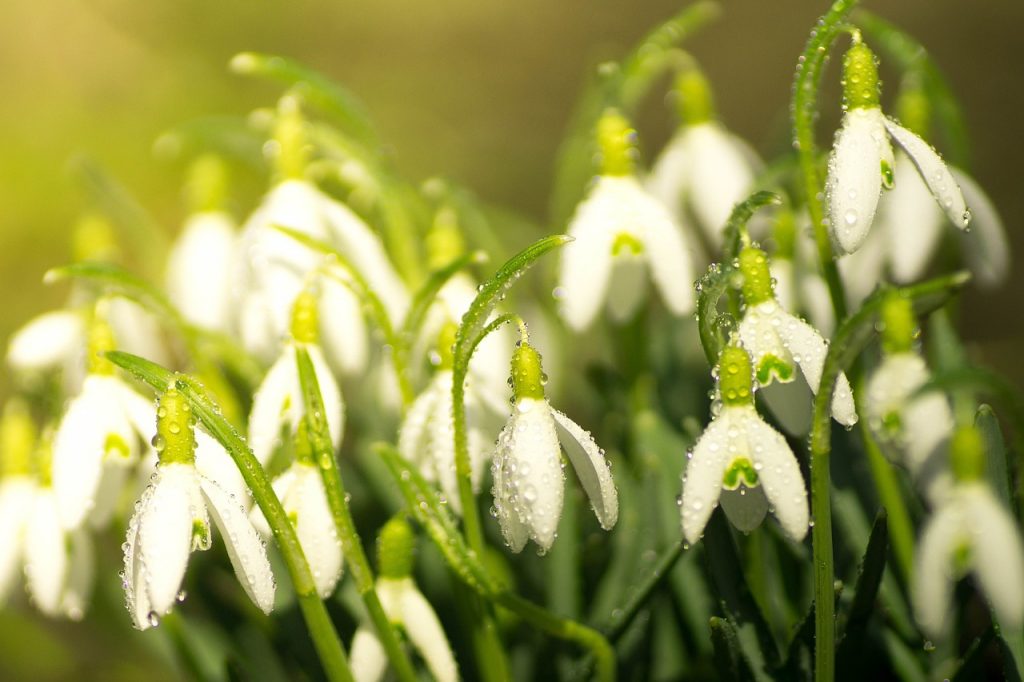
<box><xmin>881</xmin><ymin>158</ymin><xmax>894</xmax><ymax>189</ymax></box>
<box><xmin>722</xmin><ymin>457</ymin><xmax>759</xmax><ymax>490</ymax></box>
<box><xmin>104</xmin><ymin>433</ymin><xmax>132</xmax><ymax>461</ymax></box>
<box><xmin>611</xmin><ymin>232</ymin><xmax>644</xmax><ymax>256</ymax></box>
<box><xmin>192</xmin><ymin>518</ymin><xmax>211</xmax><ymax>551</ymax></box>
<box><xmin>952</xmin><ymin>540</ymin><xmax>972</xmax><ymax>578</ymax></box>
<box><xmin>756</xmin><ymin>355</ymin><xmax>794</xmax><ymax>385</ymax></box>
<box><xmin>881</xmin><ymin>409</ymin><xmax>902</xmax><ymax>437</ymax></box>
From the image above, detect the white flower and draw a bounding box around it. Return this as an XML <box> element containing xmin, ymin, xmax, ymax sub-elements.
<box><xmin>826</xmin><ymin>107</ymin><xmax>968</xmax><ymax>257</ymax></box>
<box><xmin>166</xmin><ymin>211</ymin><xmax>238</xmax><ymax>332</ymax></box>
<box><xmin>250</xmin><ymin>461</ymin><xmax>342</xmax><ymax>598</ymax></box>
<box><xmin>51</xmin><ymin>373</ymin><xmax>157</xmax><ymax>529</ymax></box>
<box><xmin>914</xmin><ymin>483</ymin><xmax>1024</xmax><ymax>637</ymax></box>
<box><xmin>558</xmin><ymin>175</ymin><xmax>696</xmax><ymax>331</ymax></box>
<box><xmin>647</xmin><ymin>121</ymin><xmax>761</xmax><ymax>249</ymax></box>
<box><xmin>248</xmin><ymin>342</ymin><xmax>344</xmax><ymax>468</ymax></box>
<box><xmin>0</xmin><ymin>476</ymin><xmax>34</xmax><ymax>602</ymax></box>
<box><xmin>770</xmin><ymin>257</ymin><xmax>834</xmax><ymax>337</ymax></box>
<box><xmin>680</xmin><ymin>345</ymin><xmax>809</xmax><ymax>544</ymax></box>
<box><xmin>234</xmin><ymin>178</ymin><xmax>408</xmax><ymax>369</ymax></box>
<box><xmin>123</xmin><ymin>461</ymin><xmax>275</xmax><ymax>630</ymax></box>
<box><xmin>349</xmin><ymin>577</ymin><xmax>458</xmax><ymax>682</ymax></box>
<box><xmin>865</xmin><ymin>352</ymin><xmax>953</xmax><ymax>504</ymax></box>
<box><xmin>399</xmin><ymin>368</ymin><xmax>505</xmax><ymax>514</ymax></box>
<box><xmin>5</xmin><ymin>310</ymin><xmax>84</xmax><ymax>375</ymax></box>
<box><xmin>491</xmin><ymin>394</ymin><xmax>618</xmax><ymax>553</ymax></box>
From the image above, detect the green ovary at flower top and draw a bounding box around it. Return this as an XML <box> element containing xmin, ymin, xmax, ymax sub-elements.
<box><xmin>680</xmin><ymin>342</ymin><xmax>809</xmax><ymax>544</ymax></box>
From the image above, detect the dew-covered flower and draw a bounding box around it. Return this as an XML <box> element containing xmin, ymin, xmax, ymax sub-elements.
<box><xmin>350</xmin><ymin>518</ymin><xmax>457</xmax><ymax>682</ymax></box>
<box><xmin>826</xmin><ymin>40</ymin><xmax>969</xmax><ymax>257</ymax></box>
<box><xmin>491</xmin><ymin>340</ymin><xmax>618</xmax><ymax>553</ymax></box>
<box><xmin>681</xmin><ymin>344</ymin><xmax>809</xmax><ymax>544</ymax></box>
<box><xmin>234</xmin><ymin>97</ymin><xmax>407</xmax><ymax>370</ymax></box>
<box><xmin>865</xmin><ymin>293</ymin><xmax>953</xmax><ymax>504</ymax></box>
<box><xmin>123</xmin><ymin>387</ymin><xmax>274</xmax><ymax>630</ymax></box>
<box><xmin>51</xmin><ymin>318</ymin><xmax>160</xmax><ymax>530</ymax></box>
<box><xmin>250</xmin><ymin>456</ymin><xmax>342</xmax><ymax>598</ymax></box>
<box><xmin>647</xmin><ymin>67</ymin><xmax>761</xmax><ymax>250</ymax></box>
<box><xmin>558</xmin><ymin>110</ymin><xmax>696</xmax><ymax>331</ymax></box>
<box><xmin>248</xmin><ymin>292</ymin><xmax>344</xmax><ymax>468</ymax></box>
<box><xmin>735</xmin><ymin>246</ymin><xmax>857</xmax><ymax>433</ymax></box>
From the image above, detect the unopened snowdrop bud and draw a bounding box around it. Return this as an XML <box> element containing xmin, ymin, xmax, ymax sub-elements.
<box><xmin>681</xmin><ymin>343</ymin><xmax>809</xmax><ymax>544</ymax></box>
<box><xmin>377</xmin><ymin>516</ymin><xmax>415</xmax><ymax>580</ymax></box>
<box><xmin>735</xmin><ymin>246</ymin><xmax>857</xmax><ymax>432</ymax></box>
<box><xmin>491</xmin><ymin>340</ymin><xmax>618</xmax><ymax>553</ymax></box>
<box><xmin>273</xmin><ymin>95</ymin><xmax>309</xmax><ymax>181</ymax></box>
<box><xmin>124</xmin><ymin>384</ymin><xmax>275</xmax><ymax>630</ymax></box>
<box><xmin>596</xmin><ymin>109</ymin><xmax>636</xmax><ymax>177</ymax></box>
<box><xmin>673</xmin><ymin>67</ymin><xmax>714</xmax><ymax>126</ymax></box>
<box><xmin>827</xmin><ymin>37</ymin><xmax>968</xmax><ymax>257</ymax></box>
<box><xmin>879</xmin><ymin>291</ymin><xmax>916</xmax><ymax>355</ymax></box>
<box><xmin>950</xmin><ymin>424</ymin><xmax>985</xmax><ymax>484</ymax></box>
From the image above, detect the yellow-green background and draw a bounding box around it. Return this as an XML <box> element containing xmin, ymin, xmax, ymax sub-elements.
<box><xmin>0</xmin><ymin>0</ymin><xmax>1021</xmax><ymax>675</ymax></box>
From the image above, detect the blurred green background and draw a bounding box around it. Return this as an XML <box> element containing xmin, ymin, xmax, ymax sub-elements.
<box><xmin>0</xmin><ymin>1</ymin><xmax>1021</xmax><ymax>674</ymax></box>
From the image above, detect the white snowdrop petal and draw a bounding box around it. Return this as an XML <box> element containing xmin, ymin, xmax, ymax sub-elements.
<box><xmin>112</xmin><ymin>375</ymin><xmax>158</xmax><ymax>442</ymax></box>
<box><xmin>195</xmin><ymin>431</ymin><xmax>249</xmax><ymax>508</ymax></box>
<box><xmin>25</xmin><ymin>491</ymin><xmax>69</xmax><ymax>616</ymax></box>
<box><xmin>399</xmin><ymin>582</ymin><xmax>459</xmax><ymax>682</ymax></box>
<box><xmin>770</xmin><ymin>260</ymin><xmax>797</xmax><ymax>315</ymax></box>
<box><xmin>61</xmin><ymin>529</ymin><xmax>94</xmax><ymax>621</ymax></box>
<box><xmin>139</xmin><ymin>465</ymin><xmax>198</xmax><ymax>616</ymax></box>
<box><xmin>350</xmin><ymin>626</ymin><xmax>388</xmax><ymax>682</ymax></box>
<box><xmin>719</xmin><ymin>486</ymin><xmax>769</xmax><ymax>534</ymax></box>
<box><xmin>319</xmin><ymin>275</ymin><xmax>370</xmax><ymax>376</ymax></box>
<box><xmin>558</xmin><ymin>179</ymin><xmax>619</xmax><ymax>331</ymax></box>
<box><xmin>642</xmin><ymin>188</ymin><xmax>697</xmax><ymax>317</ymax></box>
<box><xmin>913</xmin><ymin>502</ymin><xmax>962</xmax><ymax>638</ymax></box>
<box><xmin>107</xmin><ymin>298</ymin><xmax>171</xmax><ymax>368</ymax></box>
<box><xmin>249</xmin><ymin>469</ymin><xmax>295</xmax><ymax>538</ymax></box>
<box><xmin>827</xmin><ymin>108</ymin><xmax>887</xmax><ymax>254</ymax></box>
<box><xmin>199</xmin><ymin>475</ymin><xmax>276</xmax><ymax>613</ymax></box>
<box><xmin>777</xmin><ymin>310</ymin><xmax>857</xmax><ymax>427</ymax></box>
<box><xmin>880</xmin><ymin>154</ymin><xmax>944</xmax><ymax>283</ymax></box>
<box><xmin>6</xmin><ymin>310</ymin><xmax>84</xmax><ymax>372</ymax></box>
<box><xmin>883</xmin><ymin>118</ymin><xmax>968</xmax><ymax>230</ymax></box>
<box><xmin>685</xmin><ymin>124</ymin><xmax>759</xmax><ymax>246</ymax></box>
<box><xmin>288</xmin><ymin>464</ymin><xmax>343</xmax><ymax>598</ymax></box>
<box><xmin>605</xmin><ymin>253</ymin><xmax>648</xmax><ymax>323</ymax></box>
<box><xmin>0</xmin><ymin>479</ymin><xmax>33</xmax><ymax>600</ymax></box>
<box><xmin>88</xmin><ymin>459</ymin><xmax>132</xmax><ymax>529</ymax></box>
<box><xmin>953</xmin><ymin>168</ymin><xmax>1009</xmax><ymax>288</ymax></box>
<box><xmin>398</xmin><ymin>376</ymin><xmax>441</xmax><ymax>473</ymax></box>
<box><xmin>680</xmin><ymin>415</ymin><xmax>731</xmax><ymax>544</ymax></box>
<box><xmin>736</xmin><ymin>302</ymin><xmax>791</xmax><ymax>385</ymax></box>
<box><xmin>123</xmin><ymin>478</ymin><xmax>152</xmax><ymax>629</ymax></box>
<box><xmin>902</xmin><ymin>391</ymin><xmax>954</xmax><ymax>504</ymax></box>
<box><xmin>645</xmin><ymin>130</ymin><xmax>691</xmax><ymax>219</ymax></box>
<box><xmin>742</xmin><ymin>410</ymin><xmax>808</xmax><ymax>542</ymax></box>
<box><xmin>167</xmin><ymin>211</ymin><xmax>238</xmax><ymax>331</ymax></box>
<box><xmin>838</xmin><ymin>226</ymin><xmax>888</xmax><ymax>308</ymax></box>
<box><xmin>551</xmin><ymin>409</ymin><xmax>618</xmax><ymax>530</ymax></box>
<box><xmin>490</xmin><ymin>420</ymin><xmax>529</xmax><ymax>553</ymax></box>
<box><xmin>248</xmin><ymin>350</ymin><xmax>296</xmax><ymax>467</ymax></box>
<box><xmin>510</xmin><ymin>401</ymin><xmax>564</xmax><ymax>552</ymax></box>
<box><xmin>964</xmin><ymin>486</ymin><xmax>1024</xmax><ymax>632</ymax></box>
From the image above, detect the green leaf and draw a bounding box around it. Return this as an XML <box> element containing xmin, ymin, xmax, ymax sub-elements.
<box><xmin>854</xmin><ymin>10</ymin><xmax>970</xmax><ymax>169</ymax></box>
<box><xmin>710</xmin><ymin>616</ymin><xmax>754</xmax><ymax>682</ymax></box>
<box><xmin>976</xmin><ymin>405</ymin><xmax>1013</xmax><ymax>507</ymax></box>
<box><xmin>153</xmin><ymin>115</ymin><xmax>267</xmax><ymax>169</ymax></box>
<box><xmin>720</xmin><ymin>191</ymin><xmax>782</xmax><ymax>262</ymax></box>
<box><xmin>374</xmin><ymin>443</ymin><xmax>498</xmax><ymax>596</ymax></box>
<box><xmin>695</xmin><ymin>262</ymin><xmax>738</xmax><ymax>366</ymax></box>
<box><xmin>231</xmin><ymin>52</ymin><xmax>380</xmax><ymax>149</ymax></box>
<box><xmin>950</xmin><ymin>627</ymin><xmax>998</xmax><ymax>682</ymax></box>
<box><xmin>836</xmin><ymin>510</ymin><xmax>888</xmax><ymax>673</ymax></box>
<box><xmin>401</xmin><ymin>250</ymin><xmax>488</xmax><ymax>343</ymax></box>
<box><xmin>46</xmin><ymin>261</ymin><xmax>183</xmax><ymax>329</ymax></box>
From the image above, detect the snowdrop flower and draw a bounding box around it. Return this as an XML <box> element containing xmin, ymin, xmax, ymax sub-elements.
<box><xmin>166</xmin><ymin>156</ymin><xmax>238</xmax><ymax>333</ymax></box>
<box><xmin>248</xmin><ymin>291</ymin><xmax>344</xmax><ymax>468</ymax></box>
<box><xmin>0</xmin><ymin>406</ymin><xmax>94</xmax><ymax>619</ymax></box>
<box><xmin>51</xmin><ymin>316</ymin><xmax>160</xmax><ymax>530</ymax></box>
<box><xmin>123</xmin><ymin>386</ymin><xmax>274</xmax><ymax>630</ymax></box>
<box><xmin>491</xmin><ymin>339</ymin><xmax>618</xmax><ymax>553</ymax></box>
<box><xmin>558</xmin><ymin>109</ymin><xmax>696</xmax><ymax>331</ymax></box>
<box><xmin>826</xmin><ymin>38</ymin><xmax>970</xmax><ymax>256</ymax></box>
<box><xmin>399</xmin><ymin>324</ymin><xmax>506</xmax><ymax>514</ymax></box>
<box><xmin>250</xmin><ymin>422</ymin><xmax>342</xmax><ymax>598</ymax></box>
<box><xmin>914</xmin><ymin>426</ymin><xmax>1024</xmax><ymax>638</ymax></box>
<box><xmin>680</xmin><ymin>343</ymin><xmax>809</xmax><ymax>544</ymax></box>
<box><xmin>768</xmin><ymin>209</ymin><xmax>835</xmax><ymax>335</ymax></box>
<box><xmin>865</xmin><ymin>293</ymin><xmax>952</xmax><ymax>504</ymax></box>
<box><xmin>735</xmin><ymin>246</ymin><xmax>857</xmax><ymax>433</ymax></box>
<box><xmin>647</xmin><ymin>66</ymin><xmax>762</xmax><ymax>250</ymax></box>
<box><xmin>350</xmin><ymin>517</ymin><xmax>457</xmax><ymax>682</ymax></box>
<box><xmin>235</xmin><ymin>96</ymin><xmax>407</xmax><ymax>370</ymax></box>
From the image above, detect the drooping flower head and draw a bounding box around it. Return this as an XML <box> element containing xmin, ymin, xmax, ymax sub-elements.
<box><xmin>558</xmin><ymin>109</ymin><xmax>696</xmax><ymax>331</ymax></box>
<box><xmin>491</xmin><ymin>337</ymin><xmax>618</xmax><ymax>553</ymax></box>
<box><xmin>350</xmin><ymin>517</ymin><xmax>458</xmax><ymax>682</ymax></box>
<box><xmin>647</xmin><ymin>63</ymin><xmax>762</xmax><ymax>250</ymax></box>
<box><xmin>681</xmin><ymin>343</ymin><xmax>809</xmax><ymax>544</ymax></box>
<box><xmin>735</xmin><ymin>245</ymin><xmax>857</xmax><ymax>433</ymax></box>
<box><xmin>826</xmin><ymin>37</ymin><xmax>969</xmax><ymax>256</ymax></box>
<box><xmin>123</xmin><ymin>385</ymin><xmax>275</xmax><ymax>630</ymax></box>
<box><xmin>914</xmin><ymin>425</ymin><xmax>1024</xmax><ymax>638</ymax></box>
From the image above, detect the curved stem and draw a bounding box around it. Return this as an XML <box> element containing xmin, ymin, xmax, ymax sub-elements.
<box><xmin>295</xmin><ymin>346</ymin><xmax>419</xmax><ymax>682</ymax></box>
<box><xmin>791</xmin><ymin>0</ymin><xmax>858</xmax><ymax>326</ymax></box>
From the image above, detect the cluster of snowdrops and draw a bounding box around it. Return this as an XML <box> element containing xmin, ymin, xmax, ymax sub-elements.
<box><xmin>0</xmin><ymin>2</ymin><xmax>1021</xmax><ymax>680</ymax></box>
